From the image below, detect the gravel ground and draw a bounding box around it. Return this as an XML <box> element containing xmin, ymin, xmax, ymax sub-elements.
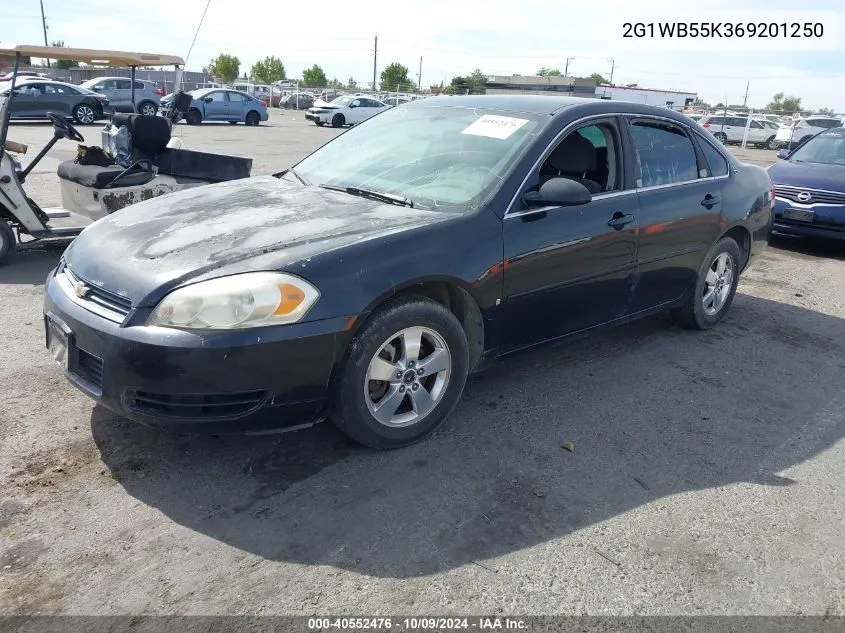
<box><xmin>0</xmin><ymin>112</ymin><xmax>843</xmax><ymax>616</ymax></box>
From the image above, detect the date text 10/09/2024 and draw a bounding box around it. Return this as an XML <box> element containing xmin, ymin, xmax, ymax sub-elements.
<box><xmin>307</xmin><ymin>617</ymin><xmax>528</xmax><ymax>630</ymax></box>
<box><xmin>622</xmin><ymin>22</ymin><xmax>824</xmax><ymax>38</ymax></box>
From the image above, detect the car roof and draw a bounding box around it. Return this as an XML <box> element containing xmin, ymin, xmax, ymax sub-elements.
<box><xmin>81</xmin><ymin>76</ymin><xmax>154</xmax><ymax>83</ymax></box>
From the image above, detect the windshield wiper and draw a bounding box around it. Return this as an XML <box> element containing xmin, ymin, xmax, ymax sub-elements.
<box><xmin>319</xmin><ymin>184</ymin><xmax>414</xmax><ymax>208</ymax></box>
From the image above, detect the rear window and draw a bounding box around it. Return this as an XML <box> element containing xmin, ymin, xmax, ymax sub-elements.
<box><xmin>808</xmin><ymin>119</ymin><xmax>842</xmax><ymax>129</ymax></box>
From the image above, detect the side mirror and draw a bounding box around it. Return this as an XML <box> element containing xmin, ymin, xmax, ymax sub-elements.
<box><xmin>203</xmin><ymin>97</ymin><xmax>213</xmax><ymax>103</ymax></box>
<box><xmin>777</xmin><ymin>149</ymin><xmax>790</xmax><ymax>160</ymax></box>
<box><xmin>523</xmin><ymin>177</ymin><xmax>592</xmax><ymax>207</ymax></box>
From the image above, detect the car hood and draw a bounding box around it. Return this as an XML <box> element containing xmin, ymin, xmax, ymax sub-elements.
<box><xmin>63</xmin><ymin>175</ymin><xmax>454</xmax><ymax>306</ymax></box>
<box><xmin>768</xmin><ymin>160</ymin><xmax>845</xmax><ymax>191</ymax></box>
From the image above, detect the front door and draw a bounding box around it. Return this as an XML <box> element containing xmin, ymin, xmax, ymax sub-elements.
<box><xmin>502</xmin><ymin>118</ymin><xmax>640</xmax><ymax>351</ymax></box>
<box><xmin>202</xmin><ymin>91</ymin><xmax>229</xmax><ymax>120</ymax></box>
<box><xmin>625</xmin><ymin>118</ymin><xmax>725</xmax><ymax>312</ymax></box>
<box><xmin>346</xmin><ymin>98</ymin><xmax>365</xmax><ymax>124</ymax></box>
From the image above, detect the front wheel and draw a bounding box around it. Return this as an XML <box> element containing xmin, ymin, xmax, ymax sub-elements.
<box><xmin>73</xmin><ymin>104</ymin><xmax>96</xmax><ymax>125</ymax></box>
<box><xmin>185</xmin><ymin>108</ymin><xmax>202</xmax><ymax>125</ymax></box>
<box><xmin>332</xmin><ymin>296</ymin><xmax>469</xmax><ymax>449</ymax></box>
<box><xmin>672</xmin><ymin>237</ymin><xmax>742</xmax><ymax>330</ymax></box>
<box><xmin>331</xmin><ymin>113</ymin><xmax>345</xmax><ymax>128</ymax></box>
<box><xmin>0</xmin><ymin>221</ymin><xmax>16</xmax><ymax>266</ymax></box>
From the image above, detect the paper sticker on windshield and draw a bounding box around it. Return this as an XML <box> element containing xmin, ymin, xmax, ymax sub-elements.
<box><xmin>462</xmin><ymin>115</ymin><xmax>529</xmax><ymax>140</ymax></box>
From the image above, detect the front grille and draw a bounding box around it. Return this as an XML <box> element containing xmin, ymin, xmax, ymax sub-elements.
<box><xmin>774</xmin><ymin>185</ymin><xmax>845</xmax><ymax>205</ymax></box>
<box><xmin>126</xmin><ymin>390</ymin><xmax>268</xmax><ymax>419</ymax></box>
<box><xmin>58</xmin><ymin>263</ymin><xmax>132</xmax><ymax>322</ymax></box>
<box><xmin>74</xmin><ymin>348</ymin><xmax>104</xmax><ymax>389</ymax></box>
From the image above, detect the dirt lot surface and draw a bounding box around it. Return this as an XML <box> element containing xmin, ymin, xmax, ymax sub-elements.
<box><xmin>1</xmin><ymin>112</ymin><xmax>844</xmax><ymax>616</ymax></box>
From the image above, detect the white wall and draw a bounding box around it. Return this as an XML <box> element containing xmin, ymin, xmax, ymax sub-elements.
<box><xmin>596</xmin><ymin>86</ymin><xmax>696</xmax><ymax>109</ymax></box>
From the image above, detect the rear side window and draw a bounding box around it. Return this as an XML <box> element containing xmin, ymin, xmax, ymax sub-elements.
<box><xmin>228</xmin><ymin>92</ymin><xmax>246</xmax><ymax>102</ymax></box>
<box><xmin>115</xmin><ymin>80</ymin><xmax>132</xmax><ymax>90</ymax></box>
<box><xmin>697</xmin><ymin>138</ymin><xmax>729</xmax><ymax>177</ymax></box>
<box><xmin>707</xmin><ymin>117</ymin><xmax>724</xmax><ymax>126</ymax></box>
<box><xmin>630</xmin><ymin>121</ymin><xmax>699</xmax><ymax>187</ymax></box>
<box><xmin>134</xmin><ymin>81</ymin><xmax>146</xmax><ymax>90</ymax></box>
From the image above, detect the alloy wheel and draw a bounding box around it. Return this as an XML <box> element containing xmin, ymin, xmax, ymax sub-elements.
<box><xmin>140</xmin><ymin>103</ymin><xmax>157</xmax><ymax>116</ymax></box>
<box><xmin>702</xmin><ymin>252</ymin><xmax>734</xmax><ymax>316</ymax></box>
<box><xmin>76</xmin><ymin>106</ymin><xmax>95</xmax><ymax>124</ymax></box>
<box><xmin>364</xmin><ymin>326</ymin><xmax>452</xmax><ymax>427</ymax></box>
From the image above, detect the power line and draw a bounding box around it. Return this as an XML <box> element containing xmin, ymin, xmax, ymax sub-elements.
<box><xmin>184</xmin><ymin>0</ymin><xmax>212</xmax><ymax>67</ymax></box>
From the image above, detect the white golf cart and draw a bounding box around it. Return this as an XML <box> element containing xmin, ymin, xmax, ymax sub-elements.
<box><xmin>0</xmin><ymin>45</ymin><xmax>253</xmax><ymax>265</ymax></box>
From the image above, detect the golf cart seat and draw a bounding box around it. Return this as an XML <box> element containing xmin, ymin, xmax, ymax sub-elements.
<box><xmin>56</xmin><ymin>162</ymin><xmax>154</xmax><ymax>189</ymax></box>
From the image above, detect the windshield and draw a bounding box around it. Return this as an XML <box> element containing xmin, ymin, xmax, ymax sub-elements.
<box><xmin>789</xmin><ymin>130</ymin><xmax>845</xmax><ymax>165</ymax></box>
<box><xmin>293</xmin><ymin>104</ymin><xmax>546</xmax><ymax>212</ymax></box>
<box><xmin>328</xmin><ymin>96</ymin><xmax>352</xmax><ymax>106</ymax></box>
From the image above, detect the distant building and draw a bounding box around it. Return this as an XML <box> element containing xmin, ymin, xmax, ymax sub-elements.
<box><xmin>596</xmin><ymin>84</ymin><xmax>696</xmax><ymax>111</ymax></box>
<box><xmin>484</xmin><ymin>75</ymin><xmax>597</xmax><ymax>97</ymax></box>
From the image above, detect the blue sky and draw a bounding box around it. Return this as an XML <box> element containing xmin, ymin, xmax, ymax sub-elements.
<box><xmin>3</xmin><ymin>0</ymin><xmax>844</xmax><ymax>110</ymax></box>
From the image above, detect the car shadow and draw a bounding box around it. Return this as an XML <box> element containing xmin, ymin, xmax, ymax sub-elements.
<box><xmin>0</xmin><ymin>247</ymin><xmax>63</xmax><ymax>285</ymax></box>
<box><xmin>91</xmin><ymin>292</ymin><xmax>845</xmax><ymax>579</ymax></box>
<box><xmin>770</xmin><ymin>233</ymin><xmax>845</xmax><ymax>262</ymax></box>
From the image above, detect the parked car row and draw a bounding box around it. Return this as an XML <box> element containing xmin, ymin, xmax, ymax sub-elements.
<box><xmin>690</xmin><ymin>110</ymin><xmax>843</xmax><ymax>151</ymax></box>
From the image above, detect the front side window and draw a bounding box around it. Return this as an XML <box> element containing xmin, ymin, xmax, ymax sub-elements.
<box><xmin>294</xmin><ymin>105</ymin><xmax>546</xmax><ymax>212</ymax></box>
<box><xmin>207</xmin><ymin>91</ymin><xmax>226</xmax><ymax>102</ymax></box>
<box><xmin>630</xmin><ymin>121</ymin><xmax>699</xmax><ymax>187</ymax></box>
<box><xmin>536</xmin><ymin>122</ymin><xmax>619</xmax><ymax>194</ymax></box>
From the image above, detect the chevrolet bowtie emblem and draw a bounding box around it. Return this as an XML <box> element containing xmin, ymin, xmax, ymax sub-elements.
<box><xmin>74</xmin><ymin>281</ymin><xmax>90</xmax><ymax>298</ymax></box>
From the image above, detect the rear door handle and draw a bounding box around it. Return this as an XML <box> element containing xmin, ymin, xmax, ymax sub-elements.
<box><xmin>701</xmin><ymin>194</ymin><xmax>721</xmax><ymax>208</ymax></box>
<box><xmin>607</xmin><ymin>213</ymin><xmax>635</xmax><ymax>229</ymax></box>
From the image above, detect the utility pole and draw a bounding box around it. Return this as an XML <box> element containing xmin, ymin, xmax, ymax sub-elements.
<box><xmin>372</xmin><ymin>34</ymin><xmax>378</xmax><ymax>91</ymax></box>
<box><xmin>39</xmin><ymin>0</ymin><xmax>50</xmax><ymax>68</ymax></box>
<box><xmin>743</xmin><ymin>80</ymin><xmax>750</xmax><ymax>108</ymax></box>
<box><xmin>608</xmin><ymin>58</ymin><xmax>615</xmax><ymax>85</ymax></box>
<box><xmin>418</xmin><ymin>56</ymin><xmax>422</xmax><ymax>92</ymax></box>
<box><xmin>564</xmin><ymin>56</ymin><xmax>575</xmax><ymax>77</ymax></box>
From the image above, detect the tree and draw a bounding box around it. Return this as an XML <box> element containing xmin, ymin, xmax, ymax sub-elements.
<box><xmin>766</xmin><ymin>92</ymin><xmax>802</xmax><ymax>115</ymax></box>
<box><xmin>816</xmin><ymin>107</ymin><xmax>835</xmax><ymax>116</ymax></box>
<box><xmin>380</xmin><ymin>62</ymin><xmax>412</xmax><ymax>91</ymax></box>
<box><xmin>302</xmin><ymin>64</ymin><xmax>327</xmax><ymax>88</ymax></box>
<box><xmin>728</xmin><ymin>104</ymin><xmax>749</xmax><ymax>112</ymax></box>
<box><xmin>589</xmin><ymin>72</ymin><xmax>609</xmax><ymax>84</ymax></box>
<box><xmin>537</xmin><ymin>67</ymin><xmax>562</xmax><ymax>76</ymax></box>
<box><xmin>207</xmin><ymin>54</ymin><xmax>241</xmax><ymax>84</ymax></box>
<box><xmin>347</xmin><ymin>76</ymin><xmax>356</xmax><ymax>89</ymax></box>
<box><xmin>328</xmin><ymin>78</ymin><xmax>345</xmax><ymax>89</ymax></box>
<box><xmin>50</xmin><ymin>41</ymin><xmax>79</xmax><ymax>70</ymax></box>
<box><xmin>250</xmin><ymin>56</ymin><xmax>285</xmax><ymax>83</ymax></box>
<box><xmin>692</xmin><ymin>97</ymin><xmax>710</xmax><ymax>108</ymax></box>
<box><xmin>468</xmin><ymin>68</ymin><xmax>487</xmax><ymax>94</ymax></box>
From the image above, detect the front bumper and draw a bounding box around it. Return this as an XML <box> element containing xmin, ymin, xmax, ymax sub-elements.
<box><xmin>773</xmin><ymin>198</ymin><xmax>845</xmax><ymax>241</ymax></box>
<box><xmin>304</xmin><ymin>112</ymin><xmax>329</xmax><ymax>123</ymax></box>
<box><xmin>43</xmin><ymin>268</ymin><xmax>349</xmax><ymax>434</ymax></box>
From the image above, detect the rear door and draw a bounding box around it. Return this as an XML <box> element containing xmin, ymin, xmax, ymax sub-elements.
<box><xmin>226</xmin><ymin>91</ymin><xmax>248</xmax><ymax>120</ymax></box>
<box><xmin>626</xmin><ymin>117</ymin><xmax>725</xmax><ymax>312</ymax></box>
<box><xmin>111</xmin><ymin>79</ymin><xmax>133</xmax><ymax>111</ymax></box>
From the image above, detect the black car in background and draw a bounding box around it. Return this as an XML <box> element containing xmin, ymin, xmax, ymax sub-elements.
<box><xmin>280</xmin><ymin>93</ymin><xmax>315</xmax><ymax>110</ymax></box>
<box><xmin>43</xmin><ymin>96</ymin><xmax>774</xmax><ymax>449</ymax></box>
<box><xmin>0</xmin><ymin>79</ymin><xmax>114</xmax><ymax>124</ymax></box>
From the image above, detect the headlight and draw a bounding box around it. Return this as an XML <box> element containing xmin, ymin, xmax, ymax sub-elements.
<box><xmin>147</xmin><ymin>272</ymin><xmax>319</xmax><ymax>330</ymax></box>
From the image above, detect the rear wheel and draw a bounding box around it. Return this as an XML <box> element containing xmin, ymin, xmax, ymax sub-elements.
<box><xmin>331</xmin><ymin>113</ymin><xmax>345</xmax><ymax>128</ymax></box>
<box><xmin>186</xmin><ymin>108</ymin><xmax>202</xmax><ymax>125</ymax></box>
<box><xmin>0</xmin><ymin>221</ymin><xmax>16</xmax><ymax>266</ymax></box>
<box><xmin>713</xmin><ymin>132</ymin><xmax>728</xmax><ymax>144</ymax></box>
<box><xmin>245</xmin><ymin>111</ymin><xmax>260</xmax><ymax>126</ymax></box>
<box><xmin>72</xmin><ymin>104</ymin><xmax>96</xmax><ymax>125</ymax></box>
<box><xmin>332</xmin><ymin>296</ymin><xmax>469</xmax><ymax>449</ymax></box>
<box><xmin>672</xmin><ymin>236</ymin><xmax>741</xmax><ymax>330</ymax></box>
<box><xmin>137</xmin><ymin>101</ymin><xmax>157</xmax><ymax>116</ymax></box>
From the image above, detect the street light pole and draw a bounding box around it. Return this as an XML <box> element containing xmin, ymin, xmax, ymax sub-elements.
<box><xmin>564</xmin><ymin>56</ymin><xmax>575</xmax><ymax>77</ymax></box>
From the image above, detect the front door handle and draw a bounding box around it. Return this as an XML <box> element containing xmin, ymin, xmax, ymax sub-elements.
<box><xmin>701</xmin><ymin>194</ymin><xmax>721</xmax><ymax>208</ymax></box>
<box><xmin>607</xmin><ymin>213</ymin><xmax>635</xmax><ymax>229</ymax></box>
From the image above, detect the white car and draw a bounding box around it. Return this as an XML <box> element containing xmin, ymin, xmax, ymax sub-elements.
<box><xmin>699</xmin><ymin>114</ymin><xmax>781</xmax><ymax>149</ymax></box>
<box><xmin>305</xmin><ymin>95</ymin><xmax>389</xmax><ymax>127</ymax></box>
<box><xmin>774</xmin><ymin>116</ymin><xmax>843</xmax><ymax>149</ymax></box>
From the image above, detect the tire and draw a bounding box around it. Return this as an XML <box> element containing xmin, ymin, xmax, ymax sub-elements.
<box><xmin>185</xmin><ymin>108</ymin><xmax>202</xmax><ymax>125</ymax></box>
<box><xmin>332</xmin><ymin>296</ymin><xmax>470</xmax><ymax>449</ymax></box>
<box><xmin>0</xmin><ymin>221</ymin><xmax>15</xmax><ymax>266</ymax></box>
<box><xmin>138</xmin><ymin>101</ymin><xmax>157</xmax><ymax>117</ymax></box>
<box><xmin>73</xmin><ymin>103</ymin><xmax>96</xmax><ymax>125</ymax></box>
<box><xmin>765</xmin><ymin>135</ymin><xmax>777</xmax><ymax>150</ymax></box>
<box><xmin>714</xmin><ymin>132</ymin><xmax>728</xmax><ymax>144</ymax></box>
<box><xmin>245</xmin><ymin>111</ymin><xmax>260</xmax><ymax>126</ymax></box>
<box><xmin>331</xmin><ymin>113</ymin><xmax>345</xmax><ymax>128</ymax></box>
<box><xmin>672</xmin><ymin>236</ymin><xmax>742</xmax><ymax>330</ymax></box>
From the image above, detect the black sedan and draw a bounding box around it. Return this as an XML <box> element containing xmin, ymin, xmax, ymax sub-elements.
<box><xmin>769</xmin><ymin>127</ymin><xmax>845</xmax><ymax>241</ymax></box>
<box><xmin>43</xmin><ymin>96</ymin><xmax>774</xmax><ymax>449</ymax></box>
<box><xmin>1</xmin><ymin>79</ymin><xmax>114</xmax><ymax>124</ymax></box>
